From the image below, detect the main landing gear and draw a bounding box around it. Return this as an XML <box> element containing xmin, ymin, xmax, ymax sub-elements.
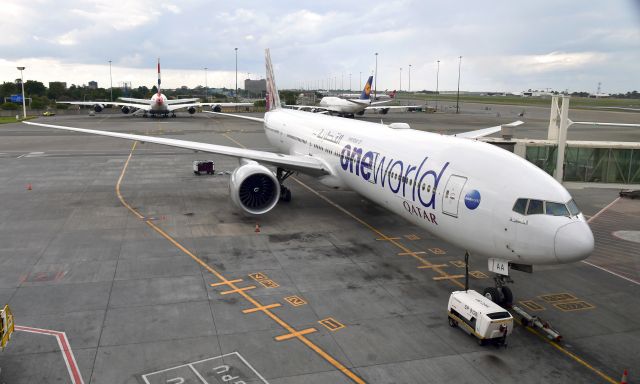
<box><xmin>277</xmin><ymin>167</ymin><xmax>294</xmax><ymax>202</ymax></box>
<box><xmin>463</xmin><ymin>253</ymin><xmax>519</xmax><ymax>307</ymax></box>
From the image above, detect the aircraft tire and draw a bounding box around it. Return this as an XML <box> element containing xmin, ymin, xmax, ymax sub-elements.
<box><xmin>500</xmin><ymin>286</ymin><xmax>513</xmax><ymax>307</ymax></box>
<box><xmin>282</xmin><ymin>188</ymin><xmax>292</xmax><ymax>202</ymax></box>
<box><xmin>483</xmin><ymin>287</ymin><xmax>501</xmax><ymax>304</ymax></box>
<box><xmin>448</xmin><ymin>317</ymin><xmax>457</xmax><ymax>327</ymax></box>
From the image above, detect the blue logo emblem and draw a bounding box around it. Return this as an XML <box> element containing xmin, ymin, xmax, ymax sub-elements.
<box><xmin>464</xmin><ymin>190</ymin><xmax>481</xmax><ymax>210</ymax></box>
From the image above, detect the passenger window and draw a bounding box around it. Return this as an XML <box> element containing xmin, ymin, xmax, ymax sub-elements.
<box><xmin>512</xmin><ymin>198</ymin><xmax>527</xmax><ymax>215</ymax></box>
<box><xmin>527</xmin><ymin>199</ymin><xmax>544</xmax><ymax>215</ymax></box>
<box><xmin>546</xmin><ymin>202</ymin><xmax>569</xmax><ymax>216</ymax></box>
<box><xmin>567</xmin><ymin>199</ymin><xmax>581</xmax><ymax>216</ymax></box>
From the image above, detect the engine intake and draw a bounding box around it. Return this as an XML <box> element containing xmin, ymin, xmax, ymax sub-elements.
<box><xmin>121</xmin><ymin>106</ymin><xmax>130</xmax><ymax>114</ymax></box>
<box><xmin>187</xmin><ymin>106</ymin><xmax>196</xmax><ymax>114</ymax></box>
<box><xmin>229</xmin><ymin>162</ymin><xmax>280</xmax><ymax>215</ymax></box>
<box><xmin>212</xmin><ymin>104</ymin><xmax>222</xmax><ymax>112</ymax></box>
<box><xmin>94</xmin><ymin>104</ymin><xmax>104</xmax><ymax>112</ymax></box>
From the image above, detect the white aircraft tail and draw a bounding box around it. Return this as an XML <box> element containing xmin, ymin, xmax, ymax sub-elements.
<box><xmin>265</xmin><ymin>49</ymin><xmax>281</xmax><ymax>111</ymax></box>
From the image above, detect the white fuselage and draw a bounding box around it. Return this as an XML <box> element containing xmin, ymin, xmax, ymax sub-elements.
<box><xmin>150</xmin><ymin>93</ymin><xmax>169</xmax><ymax>114</ymax></box>
<box><xmin>318</xmin><ymin>96</ymin><xmax>371</xmax><ymax>114</ymax></box>
<box><xmin>263</xmin><ymin>109</ymin><xmax>594</xmax><ymax>266</ymax></box>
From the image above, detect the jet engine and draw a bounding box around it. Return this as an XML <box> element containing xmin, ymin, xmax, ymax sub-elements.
<box><xmin>229</xmin><ymin>162</ymin><xmax>280</xmax><ymax>215</ymax></box>
<box><xmin>379</xmin><ymin>108</ymin><xmax>390</xmax><ymax>115</ymax></box>
<box><xmin>121</xmin><ymin>106</ymin><xmax>131</xmax><ymax>114</ymax></box>
<box><xmin>187</xmin><ymin>106</ymin><xmax>196</xmax><ymax>114</ymax></box>
<box><xmin>211</xmin><ymin>104</ymin><xmax>222</xmax><ymax>112</ymax></box>
<box><xmin>356</xmin><ymin>110</ymin><xmax>365</xmax><ymax>116</ymax></box>
<box><xmin>93</xmin><ymin>104</ymin><xmax>104</xmax><ymax>113</ymax></box>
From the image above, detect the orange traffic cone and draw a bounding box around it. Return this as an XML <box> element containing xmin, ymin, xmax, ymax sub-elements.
<box><xmin>620</xmin><ymin>369</ymin><xmax>628</xmax><ymax>384</ymax></box>
<box><xmin>255</xmin><ymin>223</ymin><xmax>260</xmax><ymax>233</ymax></box>
<box><xmin>26</xmin><ymin>183</ymin><xmax>32</xmax><ymax>191</ymax></box>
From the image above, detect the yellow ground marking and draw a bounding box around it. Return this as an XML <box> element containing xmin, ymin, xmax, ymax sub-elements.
<box><xmin>284</xmin><ymin>296</ymin><xmax>308</xmax><ymax>307</ymax></box>
<box><xmin>275</xmin><ymin>328</ymin><xmax>318</xmax><ymax>341</ymax></box>
<box><xmin>243</xmin><ymin>303</ymin><xmax>282</xmax><ymax>314</ymax></box>
<box><xmin>428</xmin><ymin>248</ymin><xmax>447</xmax><ymax>255</ymax></box>
<box><xmin>520</xmin><ymin>300</ymin><xmax>545</xmax><ymax>311</ymax></box>
<box><xmin>258</xmin><ymin>279</ymin><xmax>280</xmax><ymax>288</ymax></box>
<box><xmin>450</xmin><ymin>260</ymin><xmax>467</xmax><ymax>268</ymax></box>
<box><xmin>376</xmin><ymin>236</ymin><xmax>401</xmax><ymax>241</ymax></box>
<box><xmin>222</xmin><ymin>132</ymin><xmax>619</xmax><ymax>384</ymax></box>
<box><xmin>404</xmin><ymin>234</ymin><xmax>420</xmax><ymax>240</ymax></box>
<box><xmin>319</xmin><ymin>317</ymin><xmax>346</xmax><ymax>332</ymax></box>
<box><xmin>469</xmin><ymin>271</ymin><xmax>489</xmax><ymax>279</ymax></box>
<box><xmin>249</xmin><ymin>272</ymin><xmax>268</xmax><ymax>281</ymax></box>
<box><xmin>539</xmin><ymin>293</ymin><xmax>578</xmax><ymax>303</ymax></box>
<box><xmin>432</xmin><ymin>274</ymin><xmax>465</xmax><ymax>281</ymax></box>
<box><xmin>398</xmin><ymin>251</ymin><xmax>427</xmax><ymax>256</ymax></box>
<box><xmin>220</xmin><ymin>286</ymin><xmax>257</xmax><ymax>295</ymax></box>
<box><xmin>417</xmin><ymin>264</ymin><xmax>447</xmax><ymax>269</ymax></box>
<box><xmin>117</xmin><ymin>141</ymin><xmax>365</xmax><ymax>384</ymax></box>
<box><xmin>210</xmin><ymin>279</ymin><xmax>243</xmax><ymax>287</ymax></box>
<box><xmin>554</xmin><ymin>301</ymin><xmax>595</xmax><ymax>312</ymax></box>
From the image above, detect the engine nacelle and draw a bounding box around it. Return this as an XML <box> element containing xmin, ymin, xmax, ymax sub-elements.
<box><xmin>356</xmin><ymin>110</ymin><xmax>365</xmax><ymax>116</ymax></box>
<box><xmin>229</xmin><ymin>162</ymin><xmax>280</xmax><ymax>215</ymax></box>
<box><xmin>212</xmin><ymin>104</ymin><xmax>222</xmax><ymax>112</ymax></box>
<box><xmin>379</xmin><ymin>108</ymin><xmax>390</xmax><ymax>115</ymax></box>
<box><xmin>121</xmin><ymin>106</ymin><xmax>131</xmax><ymax>114</ymax></box>
<box><xmin>93</xmin><ymin>104</ymin><xmax>104</xmax><ymax>113</ymax></box>
<box><xmin>187</xmin><ymin>106</ymin><xmax>196</xmax><ymax>114</ymax></box>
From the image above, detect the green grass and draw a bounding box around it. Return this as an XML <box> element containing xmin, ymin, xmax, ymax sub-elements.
<box><xmin>0</xmin><ymin>116</ymin><xmax>37</xmax><ymax>124</ymax></box>
<box><xmin>396</xmin><ymin>93</ymin><xmax>640</xmax><ymax>109</ymax></box>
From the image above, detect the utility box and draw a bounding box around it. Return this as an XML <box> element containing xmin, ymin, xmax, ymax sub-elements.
<box><xmin>447</xmin><ymin>290</ymin><xmax>513</xmax><ymax>346</ymax></box>
<box><xmin>193</xmin><ymin>160</ymin><xmax>215</xmax><ymax>175</ymax></box>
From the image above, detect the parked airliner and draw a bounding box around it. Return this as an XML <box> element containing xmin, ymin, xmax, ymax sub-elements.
<box><xmin>294</xmin><ymin>76</ymin><xmax>422</xmax><ymax>118</ymax></box>
<box><xmin>58</xmin><ymin>59</ymin><xmax>253</xmax><ymax>117</ymax></box>
<box><xmin>24</xmin><ymin>49</ymin><xmax>594</xmax><ymax>305</ymax></box>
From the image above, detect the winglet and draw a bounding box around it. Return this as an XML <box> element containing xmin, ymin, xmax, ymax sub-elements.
<box><xmin>265</xmin><ymin>49</ymin><xmax>281</xmax><ymax>111</ymax></box>
<box><xmin>157</xmin><ymin>58</ymin><xmax>161</xmax><ymax>95</ymax></box>
<box><xmin>360</xmin><ymin>76</ymin><xmax>374</xmax><ymax>100</ymax></box>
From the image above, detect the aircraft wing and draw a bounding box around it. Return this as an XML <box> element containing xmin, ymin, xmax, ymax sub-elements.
<box><xmin>118</xmin><ymin>97</ymin><xmax>151</xmax><ymax>104</ymax></box>
<box><xmin>165</xmin><ymin>98</ymin><xmax>199</xmax><ymax>105</ymax></box>
<box><xmin>22</xmin><ymin>121</ymin><xmax>328</xmax><ymax>175</ymax></box>
<box><xmin>167</xmin><ymin>102</ymin><xmax>255</xmax><ymax>112</ymax></box>
<box><xmin>452</xmin><ymin>120</ymin><xmax>524</xmax><ymax>139</ymax></box>
<box><xmin>365</xmin><ymin>104</ymin><xmax>425</xmax><ymax>111</ymax></box>
<box><xmin>57</xmin><ymin>100</ymin><xmax>151</xmax><ymax>111</ymax></box>
<box><xmin>203</xmin><ymin>111</ymin><xmax>265</xmax><ymax>122</ymax></box>
<box><xmin>283</xmin><ymin>105</ymin><xmax>330</xmax><ymax>114</ymax></box>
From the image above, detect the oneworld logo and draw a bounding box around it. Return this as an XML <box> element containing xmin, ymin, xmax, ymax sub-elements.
<box><xmin>339</xmin><ymin>144</ymin><xmax>449</xmax><ymax>210</ymax></box>
<box><xmin>464</xmin><ymin>190</ymin><xmax>481</xmax><ymax>210</ymax></box>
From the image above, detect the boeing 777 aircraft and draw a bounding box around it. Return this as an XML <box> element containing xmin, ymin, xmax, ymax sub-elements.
<box><xmin>294</xmin><ymin>76</ymin><xmax>422</xmax><ymax>118</ymax></box>
<box><xmin>58</xmin><ymin>59</ymin><xmax>253</xmax><ymax>117</ymax></box>
<box><xmin>24</xmin><ymin>49</ymin><xmax>594</xmax><ymax>306</ymax></box>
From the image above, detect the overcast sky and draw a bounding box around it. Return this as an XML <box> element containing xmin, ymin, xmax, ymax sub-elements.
<box><xmin>1</xmin><ymin>0</ymin><xmax>639</xmax><ymax>93</ymax></box>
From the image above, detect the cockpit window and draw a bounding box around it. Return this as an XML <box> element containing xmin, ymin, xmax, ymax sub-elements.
<box><xmin>526</xmin><ymin>199</ymin><xmax>544</xmax><ymax>215</ymax></box>
<box><xmin>513</xmin><ymin>198</ymin><xmax>528</xmax><ymax>215</ymax></box>
<box><xmin>567</xmin><ymin>199</ymin><xmax>581</xmax><ymax>216</ymax></box>
<box><xmin>546</xmin><ymin>202</ymin><xmax>569</xmax><ymax>216</ymax></box>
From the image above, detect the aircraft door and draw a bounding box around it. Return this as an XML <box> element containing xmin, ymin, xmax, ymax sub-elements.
<box><xmin>442</xmin><ymin>175</ymin><xmax>468</xmax><ymax>217</ymax></box>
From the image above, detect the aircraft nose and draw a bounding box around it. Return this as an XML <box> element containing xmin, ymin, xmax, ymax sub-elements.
<box><xmin>554</xmin><ymin>221</ymin><xmax>594</xmax><ymax>263</ymax></box>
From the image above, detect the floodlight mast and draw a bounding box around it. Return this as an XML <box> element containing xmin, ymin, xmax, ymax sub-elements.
<box><xmin>16</xmin><ymin>66</ymin><xmax>26</xmax><ymax>119</ymax></box>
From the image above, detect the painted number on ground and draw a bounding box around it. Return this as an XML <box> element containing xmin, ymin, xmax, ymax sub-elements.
<box><xmin>319</xmin><ymin>317</ymin><xmax>345</xmax><ymax>332</ymax></box>
<box><xmin>249</xmin><ymin>272</ymin><xmax>268</xmax><ymax>281</ymax></box>
<box><xmin>428</xmin><ymin>248</ymin><xmax>446</xmax><ymax>255</ymax></box>
<box><xmin>450</xmin><ymin>260</ymin><xmax>466</xmax><ymax>268</ymax></box>
<box><xmin>141</xmin><ymin>352</ymin><xmax>269</xmax><ymax>384</ymax></box>
<box><xmin>284</xmin><ymin>296</ymin><xmax>307</xmax><ymax>307</ymax></box>
<box><xmin>520</xmin><ymin>300</ymin><xmax>545</xmax><ymax>311</ymax></box>
<box><xmin>539</xmin><ymin>293</ymin><xmax>578</xmax><ymax>303</ymax></box>
<box><xmin>469</xmin><ymin>271</ymin><xmax>488</xmax><ymax>279</ymax></box>
<box><xmin>404</xmin><ymin>234</ymin><xmax>420</xmax><ymax>240</ymax></box>
<box><xmin>554</xmin><ymin>301</ymin><xmax>595</xmax><ymax>312</ymax></box>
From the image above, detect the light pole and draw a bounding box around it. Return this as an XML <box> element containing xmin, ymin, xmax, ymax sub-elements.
<box><xmin>359</xmin><ymin>71</ymin><xmax>362</xmax><ymax>90</ymax></box>
<box><xmin>341</xmin><ymin>72</ymin><xmax>344</xmax><ymax>91</ymax></box>
<box><xmin>234</xmin><ymin>47</ymin><xmax>238</xmax><ymax>100</ymax></box>
<box><xmin>204</xmin><ymin>67</ymin><xmax>208</xmax><ymax>102</ymax></box>
<box><xmin>436</xmin><ymin>60</ymin><xmax>440</xmax><ymax>111</ymax></box>
<box><xmin>456</xmin><ymin>56</ymin><xmax>462</xmax><ymax>114</ymax></box>
<box><xmin>408</xmin><ymin>64</ymin><xmax>411</xmax><ymax>93</ymax></box>
<box><xmin>108</xmin><ymin>60</ymin><xmax>113</xmax><ymax>102</ymax></box>
<box><xmin>399</xmin><ymin>67</ymin><xmax>402</xmax><ymax>91</ymax></box>
<box><xmin>16</xmin><ymin>66</ymin><xmax>26</xmax><ymax>119</ymax></box>
<box><xmin>374</xmin><ymin>52</ymin><xmax>378</xmax><ymax>101</ymax></box>
<box><xmin>349</xmin><ymin>73</ymin><xmax>352</xmax><ymax>92</ymax></box>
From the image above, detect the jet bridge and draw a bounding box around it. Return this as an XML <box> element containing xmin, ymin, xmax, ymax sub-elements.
<box><xmin>482</xmin><ymin>96</ymin><xmax>640</xmax><ymax>187</ymax></box>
